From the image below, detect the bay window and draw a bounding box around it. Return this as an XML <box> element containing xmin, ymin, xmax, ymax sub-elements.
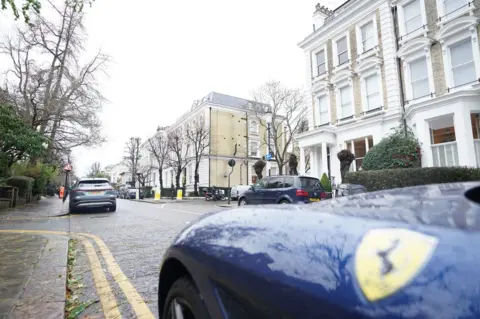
<box><xmin>450</xmin><ymin>39</ymin><xmax>476</xmax><ymax>87</ymax></box>
<box><xmin>404</xmin><ymin>0</ymin><xmax>422</xmax><ymax>34</ymax></box>
<box><xmin>409</xmin><ymin>57</ymin><xmax>430</xmax><ymax>99</ymax></box>
<box><xmin>339</xmin><ymin>86</ymin><xmax>353</xmax><ymax>119</ymax></box>
<box><xmin>337</xmin><ymin>37</ymin><xmax>349</xmax><ymax>65</ymax></box>
<box><xmin>365</xmin><ymin>74</ymin><xmax>381</xmax><ymax>110</ymax></box>
<box><xmin>316</xmin><ymin>50</ymin><xmax>326</xmax><ymax>76</ymax></box>
<box><xmin>361</xmin><ymin>21</ymin><xmax>375</xmax><ymax>53</ymax></box>
<box><xmin>316</xmin><ymin>95</ymin><xmax>329</xmax><ymax>126</ymax></box>
<box><xmin>444</xmin><ymin>0</ymin><xmax>470</xmax><ymax>16</ymax></box>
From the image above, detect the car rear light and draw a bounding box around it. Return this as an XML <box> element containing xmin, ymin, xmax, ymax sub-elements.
<box><xmin>296</xmin><ymin>189</ymin><xmax>309</xmax><ymax>197</ymax></box>
<box><xmin>320</xmin><ymin>192</ymin><xmax>326</xmax><ymax>199</ymax></box>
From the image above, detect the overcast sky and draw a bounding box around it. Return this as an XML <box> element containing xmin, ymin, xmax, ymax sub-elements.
<box><xmin>0</xmin><ymin>0</ymin><xmax>343</xmax><ymax>177</ymax></box>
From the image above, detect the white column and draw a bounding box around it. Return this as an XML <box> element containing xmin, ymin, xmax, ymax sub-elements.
<box><xmin>311</xmin><ymin>148</ymin><xmax>318</xmax><ymax>177</ymax></box>
<box><xmin>455</xmin><ymin>110</ymin><xmax>476</xmax><ymax>167</ymax></box>
<box><xmin>416</xmin><ymin>119</ymin><xmax>432</xmax><ymax>167</ymax></box>
<box><xmin>299</xmin><ymin>147</ymin><xmax>306</xmax><ymax>175</ymax></box>
<box><xmin>321</xmin><ymin>142</ymin><xmax>328</xmax><ymax>176</ymax></box>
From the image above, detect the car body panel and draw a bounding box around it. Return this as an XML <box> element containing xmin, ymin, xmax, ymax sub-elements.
<box><xmin>240</xmin><ymin>176</ymin><xmax>324</xmax><ymax>205</ymax></box>
<box><xmin>159</xmin><ymin>182</ymin><xmax>480</xmax><ymax>318</ymax></box>
<box><xmin>69</xmin><ymin>178</ymin><xmax>116</xmax><ymax>210</ymax></box>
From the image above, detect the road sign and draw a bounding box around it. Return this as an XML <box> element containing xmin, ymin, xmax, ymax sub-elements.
<box><xmin>64</xmin><ymin>163</ymin><xmax>73</xmax><ymax>172</ymax></box>
<box><xmin>266</xmin><ymin>153</ymin><xmax>273</xmax><ymax>161</ymax></box>
<box><xmin>228</xmin><ymin>159</ymin><xmax>236</xmax><ymax>167</ymax></box>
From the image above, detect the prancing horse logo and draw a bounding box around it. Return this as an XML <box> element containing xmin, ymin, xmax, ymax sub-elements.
<box><xmin>355</xmin><ymin>228</ymin><xmax>438</xmax><ymax>302</ymax></box>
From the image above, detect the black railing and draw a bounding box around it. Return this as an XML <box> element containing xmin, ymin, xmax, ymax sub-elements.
<box><xmin>437</xmin><ymin>1</ymin><xmax>474</xmax><ymax>22</ymax></box>
<box><xmin>358</xmin><ymin>45</ymin><xmax>379</xmax><ymax>58</ymax></box>
<box><xmin>447</xmin><ymin>78</ymin><xmax>480</xmax><ymax>92</ymax></box>
<box><xmin>316</xmin><ymin>122</ymin><xmax>331</xmax><ymax>128</ymax></box>
<box><xmin>397</xmin><ymin>25</ymin><xmax>427</xmax><ymax>42</ymax></box>
<box><xmin>404</xmin><ymin>92</ymin><xmax>434</xmax><ymax>105</ymax></box>
<box><xmin>337</xmin><ymin>115</ymin><xmax>354</xmax><ymax>123</ymax></box>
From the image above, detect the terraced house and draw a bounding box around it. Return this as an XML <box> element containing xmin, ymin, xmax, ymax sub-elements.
<box><xmin>296</xmin><ymin>0</ymin><xmax>480</xmax><ymax>182</ymax></box>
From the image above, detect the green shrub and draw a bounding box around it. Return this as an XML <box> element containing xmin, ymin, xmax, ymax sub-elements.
<box><xmin>11</xmin><ymin>162</ymin><xmax>57</xmax><ymax>196</ymax></box>
<box><xmin>362</xmin><ymin>126</ymin><xmax>420</xmax><ymax>171</ymax></box>
<box><xmin>6</xmin><ymin>176</ymin><xmax>34</xmax><ymax>197</ymax></box>
<box><xmin>344</xmin><ymin>167</ymin><xmax>480</xmax><ymax>192</ymax></box>
<box><xmin>320</xmin><ymin>173</ymin><xmax>332</xmax><ymax>192</ymax></box>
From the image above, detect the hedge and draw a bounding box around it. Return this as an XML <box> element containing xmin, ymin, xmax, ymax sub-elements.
<box><xmin>6</xmin><ymin>176</ymin><xmax>34</xmax><ymax>197</ymax></box>
<box><xmin>344</xmin><ymin>167</ymin><xmax>480</xmax><ymax>192</ymax></box>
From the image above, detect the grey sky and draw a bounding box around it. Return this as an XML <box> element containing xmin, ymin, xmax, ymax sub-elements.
<box><xmin>0</xmin><ymin>0</ymin><xmax>343</xmax><ymax>176</ymax></box>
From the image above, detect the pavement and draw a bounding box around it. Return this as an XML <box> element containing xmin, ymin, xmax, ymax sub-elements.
<box><xmin>0</xmin><ymin>232</ymin><xmax>68</xmax><ymax>319</ymax></box>
<box><xmin>0</xmin><ymin>197</ymin><xmax>229</xmax><ymax>318</ymax></box>
<box><xmin>0</xmin><ymin>197</ymin><xmax>67</xmax><ymax>220</ymax></box>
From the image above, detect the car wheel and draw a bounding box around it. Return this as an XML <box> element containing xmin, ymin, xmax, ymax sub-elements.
<box><xmin>162</xmin><ymin>277</ymin><xmax>209</xmax><ymax>319</ymax></box>
<box><xmin>68</xmin><ymin>206</ymin><xmax>76</xmax><ymax>214</ymax></box>
<box><xmin>279</xmin><ymin>200</ymin><xmax>290</xmax><ymax>205</ymax></box>
<box><xmin>238</xmin><ymin>198</ymin><xmax>247</xmax><ymax>206</ymax></box>
<box><xmin>110</xmin><ymin>205</ymin><xmax>116</xmax><ymax>212</ymax></box>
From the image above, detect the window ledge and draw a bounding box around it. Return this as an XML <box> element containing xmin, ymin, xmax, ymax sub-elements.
<box><xmin>398</xmin><ymin>27</ymin><xmax>429</xmax><ymax>45</ymax></box>
<box><xmin>336</xmin><ymin>116</ymin><xmax>356</xmax><ymax>126</ymax></box>
<box><xmin>313</xmin><ymin>72</ymin><xmax>328</xmax><ymax>83</ymax></box>
<box><xmin>360</xmin><ymin>107</ymin><xmax>385</xmax><ymax>119</ymax></box>
<box><xmin>357</xmin><ymin>46</ymin><xmax>380</xmax><ymax>62</ymax></box>
<box><xmin>333</xmin><ymin>61</ymin><xmax>352</xmax><ymax>74</ymax></box>
<box><xmin>446</xmin><ymin>79</ymin><xmax>480</xmax><ymax>94</ymax></box>
<box><xmin>316</xmin><ymin>122</ymin><xmax>332</xmax><ymax>128</ymax></box>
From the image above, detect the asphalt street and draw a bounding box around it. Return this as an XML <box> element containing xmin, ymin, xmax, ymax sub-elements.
<box><xmin>0</xmin><ymin>198</ymin><xmax>228</xmax><ymax>318</ymax></box>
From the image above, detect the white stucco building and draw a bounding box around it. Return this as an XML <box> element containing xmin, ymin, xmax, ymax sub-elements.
<box><xmin>296</xmin><ymin>1</ymin><xmax>480</xmax><ymax>183</ymax></box>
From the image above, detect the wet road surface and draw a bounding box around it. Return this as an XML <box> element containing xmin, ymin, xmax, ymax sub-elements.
<box><xmin>0</xmin><ymin>199</ymin><xmax>228</xmax><ymax>318</ymax></box>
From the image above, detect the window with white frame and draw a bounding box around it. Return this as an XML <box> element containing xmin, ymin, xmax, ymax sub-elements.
<box><xmin>365</xmin><ymin>74</ymin><xmax>381</xmax><ymax>110</ymax></box>
<box><xmin>404</xmin><ymin>0</ymin><xmax>422</xmax><ymax>34</ymax></box>
<box><xmin>250</xmin><ymin>120</ymin><xmax>259</xmax><ymax>134</ymax></box>
<box><xmin>316</xmin><ymin>50</ymin><xmax>326</xmax><ymax>76</ymax></box>
<box><xmin>250</xmin><ymin>140</ymin><xmax>259</xmax><ymax>157</ymax></box>
<box><xmin>339</xmin><ymin>86</ymin><xmax>353</xmax><ymax>119</ymax></box>
<box><xmin>443</xmin><ymin>0</ymin><xmax>470</xmax><ymax>16</ymax></box>
<box><xmin>409</xmin><ymin>57</ymin><xmax>430</xmax><ymax>99</ymax></box>
<box><xmin>317</xmin><ymin>95</ymin><xmax>329</xmax><ymax>125</ymax></box>
<box><xmin>360</xmin><ymin>21</ymin><xmax>375</xmax><ymax>53</ymax></box>
<box><xmin>450</xmin><ymin>39</ymin><xmax>476</xmax><ymax>87</ymax></box>
<box><xmin>336</xmin><ymin>37</ymin><xmax>349</xmax><ymax>65</ymax></box>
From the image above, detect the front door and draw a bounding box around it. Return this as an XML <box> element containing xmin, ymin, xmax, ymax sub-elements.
<box><xmin>249</xmin><ymin>178</ymin><xmax>268</xmax><ymax>204</ymax></box>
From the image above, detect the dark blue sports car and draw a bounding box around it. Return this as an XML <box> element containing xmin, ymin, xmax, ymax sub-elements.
<box><xmin>158</xmin><ymin>182</ymin><xmax>480</xmax><ymax>319</ymax></box>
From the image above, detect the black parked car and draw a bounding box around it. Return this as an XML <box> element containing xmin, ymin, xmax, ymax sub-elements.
<box><xmin>238</xmin><ymin>175</ymin><xmax>326</xmax><ymax>206</ymax></box>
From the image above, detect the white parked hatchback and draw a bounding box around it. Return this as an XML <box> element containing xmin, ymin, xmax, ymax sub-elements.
<box><xmin>230</xmin><ymin>185</ymin><xmax>251</xmax><ymax>200</ymax></box>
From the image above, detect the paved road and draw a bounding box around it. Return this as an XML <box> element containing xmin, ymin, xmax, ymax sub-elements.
<box><xmin>0</xmin><ymin>198</ymin><xmax>228</xmax><ymax>318</ymax></box>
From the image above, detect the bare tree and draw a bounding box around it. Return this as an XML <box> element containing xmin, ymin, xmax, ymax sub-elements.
<box><xmin>124</xmin><ymin>137</ymin><xmax>141</xmax><ymax>187</ymax></box>
<box><xmin>252</xmin><ymin>81</ymin><xmax>307</xmax><ymax>175</ymax></box>
<box><xmin>0</xmin><ymin>1</ymin><xmax>109</xmax><ymax>164</ymax></box>
<box><xmin>186</xmin><ymin>117</ymin><xmax>209</xmax><ymax>196</ymax></box>
<box><xmin>167</xmin><ymin>129</ymin><xmax>190</xmax><ymax>189</ymax></box>
<box><xmin>147</xmin><ymin>129</ymin><xmax>169</xmax><ymax>191</ymax></box>
<box><xmin>87</xmin><ymin>161</ymin><xmax>101</xmax><ymax>177</ymax></box>
<box><xmin>137</xmin><ymin>162</ymin><xmax>154</xmax><ymax>189</ymax></box>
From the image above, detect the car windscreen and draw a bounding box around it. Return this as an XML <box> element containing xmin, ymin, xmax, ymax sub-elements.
<box><xmin>77</xmin><ymin>181</ymin><xmax>110</xmax><ymax>189</ymax></box>
<box><xmin>299</xmin><ymin>177</ymin><xmax>322</xmax><ymax>190</ymax></box>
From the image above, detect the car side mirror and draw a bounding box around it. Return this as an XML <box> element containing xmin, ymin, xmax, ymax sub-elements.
<box><xmin>250</xmin><ymin>185</ymin><xmax>255</xmax><ymax>191</ymax></box>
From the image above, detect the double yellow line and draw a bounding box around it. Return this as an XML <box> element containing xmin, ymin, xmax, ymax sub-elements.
<box><xmin>0</xmin><ymin>229</ymin><xmax>155</xmax><ymax>319</ymax></box>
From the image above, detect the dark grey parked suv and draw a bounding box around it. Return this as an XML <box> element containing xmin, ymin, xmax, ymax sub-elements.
<box><xmin>69</xmin><ymin>178</ymin><xmax>117</xmax><ymax>213</ymax></box>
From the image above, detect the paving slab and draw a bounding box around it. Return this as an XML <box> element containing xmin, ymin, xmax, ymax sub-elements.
<box><xmin>0</xmin><ymin>232</ymin><xmax>69</xmax><ymax>319</ymax></box>
<box><xmin>0</xmin><ymin>197</ymin><xmax>67</xmax><ymax>219</ymax></box>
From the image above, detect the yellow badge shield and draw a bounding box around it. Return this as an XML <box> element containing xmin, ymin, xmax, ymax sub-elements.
<box><xmin>355</xmin><ymin>228</ymin><xmax>438</xmax><ymax>302</ymax></box>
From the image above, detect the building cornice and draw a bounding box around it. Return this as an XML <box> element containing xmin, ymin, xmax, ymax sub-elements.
<box><xmin>298</xmin><ymin>0</ymin><xmax>381</xmax><ymax>50</ymax></box>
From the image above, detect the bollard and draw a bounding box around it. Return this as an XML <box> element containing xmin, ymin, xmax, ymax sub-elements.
<box><xmin>176</xmin><ymin>189</ymin><xmax>183</xmax><ymax>200</ymax></box>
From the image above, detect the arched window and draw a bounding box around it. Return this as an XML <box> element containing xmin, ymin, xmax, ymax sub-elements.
<box><xmin>250</xmin><ymin>120</ymin><xmax>259</xmax><ymax>134</ymax></box>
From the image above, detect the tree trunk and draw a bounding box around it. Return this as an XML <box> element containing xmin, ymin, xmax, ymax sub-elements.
<box><xmin>194</xmin><ymin>161</ymin><xmax>200</xmax><ymax>196</ymax></box>
<box><xmin>175</xmin><ymin>165</ymin><xmax>181</xmax><ymax>189</ymax></box>
<box><xmin>158</xmin><ymin>168</ymin><xmax>163</xmax><ymax>191</ymax></box>
<box><xmin>277</xmin><ymin>163</ymin><xmax>283</xmax><ymax>176</ymax></box>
